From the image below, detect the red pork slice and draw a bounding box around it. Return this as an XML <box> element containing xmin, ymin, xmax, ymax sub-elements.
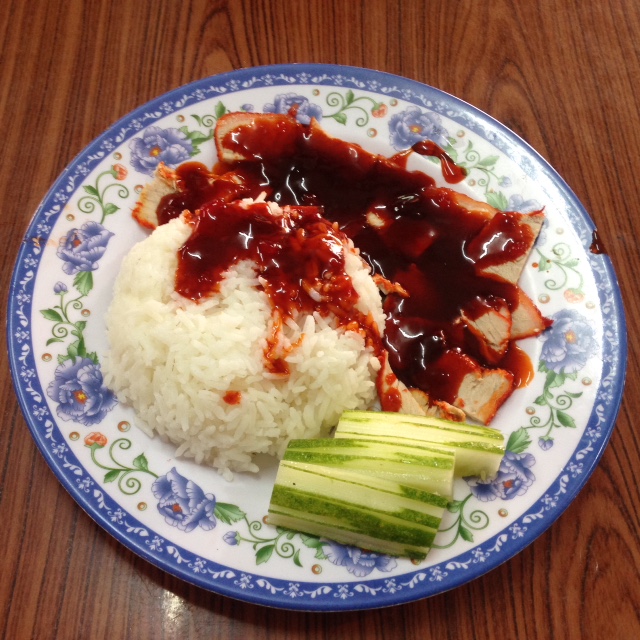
<box><xmin>449</xmin><ymin>193</ymin><xmax>549</xmax><ymax>342</ymax></box>
<box><xmin>429</xmin><ymin>350</ymin><xmax>514</xmax><ymax>424</ymax></box>
<box><xmin>459</xmin><ymin>296</ymin><xmax>512</xmax><ymax>365</ymax></box>
<box><xmin>377</xmin><ymin>351</ymin><xmax>466</xmax><ymax>421</ymax></box>
<box><xmin>132</xmin><ymin>163</ymin><xmax>178</xmax><ymax>229</ymax></box>
<box><xmin>450</xmin><ymin>191</ymin><xmax>500</xmax><ymax>221</ymax></box>
<box><xmin>409</xmin><ymin>389</ymin><xmax>466</xmax><ymax>422</ymax></box>
<box><xmin>467</xmin><ymin>211</ymin><xmax>545</xmax><ymax>285</ymax></box>
<box><xmin>511</xmin><ymin>287</ymin><xmax>551</xmax><ymax>339</ymax></box>
<box><xmin>215</xmin><ymin>112</ymin><xmax>303</xmax><ymax>163</ymax></box>
<box><xmin>216</xmin><ymin>112</ymin><xmax>384</xmax><ymax>178</ymax></box>
<box><xmin>131</xmin><ymin>163</ymin><xmax>255</xmax><ymax>230</ymax></box>
<box><xmin>377</xmin><ymin>351</ymin><xmax>427</xmax><ymax>415</ymax></box>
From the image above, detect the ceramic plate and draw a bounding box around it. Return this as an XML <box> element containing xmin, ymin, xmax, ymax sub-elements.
<box><xmin>7</xmin><ymin>64</ymin><xmax>626</xmax><ymax>611</ymax></box>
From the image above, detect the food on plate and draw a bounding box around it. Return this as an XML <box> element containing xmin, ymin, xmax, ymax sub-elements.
<box><xmin>104</xmin><ymin>201</ymin><xmax>385</xmax><ymax>479</ymax></box>
<box><xmin>334</xmin><ymin>410</ymin><xmax>505</xmax><ymax>478</ymax></box>
<box><xmin>282</xmin><ymin>437</ymin><xmax>456</xmax><ymax>496</ymax></box>
<box><xmin>267</xmin><ymin>411</ymin><xmax>505</xmax><ymax>559</ymax></box>
<box><xmin>106</xmin><ymin>110</ymin><xmax>549</xmax><ymax>477</ymax></box>
<box><xmin>268</xmin><ymin>461</ymin><xmax>449</xmax><ymax>561</ymax></box>
<box><xmin>215</xmin><ymin>112</ymin><xmax>549</xmax><ymax>422</ymax></box>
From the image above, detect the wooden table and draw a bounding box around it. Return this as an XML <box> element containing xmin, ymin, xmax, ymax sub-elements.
<box><xmin>2</xmin><ymin>1</ymin><xmax>639</xmax><ymax>637</ymax></box>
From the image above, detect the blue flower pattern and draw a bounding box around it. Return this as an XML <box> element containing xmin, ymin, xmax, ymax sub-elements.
<box><xmin>152</xmin><ymin>468</ymin><xmax>217</xmax><ymax>532</ymax></box>
<box><xmin>323</xmin><ymin>541</ymin><xmax>397</xmax><ymax>577</ymax></box>
<box><xmin>263</xmin><ymin>93</ymin><xmax>323</xmax><ymax>125</ymax></box>
<box><xmin>508</xmin><ymin>193</ymin><xmax>543</xmax><ymax>214</ymax></box>
<box><xmin>47</xmin><ymin>358</ymin><xmax>117</xmax><ymax>426</ymax></box>
<box><xmin>57</xmin><ymin>222</ymin><xmax>113</xmax><ymax>275</ymax></box>
<box><xmin>466</xmin><ymin>451</ymin><xmax>536</xmax><ymax>502</ymax></box>
<box><xmin>540</xmin><ymin>309</ymin><xmax>597</xmax><ymax>374</ymax></box>
<box><xmin>388</xmin><ymin>106</ymin><xmax>449</xmax><ymax>150</ymax></box>
<box><xmin>129</xmin><ymin>126</ymin><xmax>194</xmax><ymax>175</ymax></box>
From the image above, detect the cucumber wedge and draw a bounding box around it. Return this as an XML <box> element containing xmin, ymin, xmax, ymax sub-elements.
<box><xmin>283</xmin><ymin>438</ymin><xmax>455</xmax><ymax>497</ymax></box>
<box><xmin>267</xmin><ymin>460</ymin><xmax>449</xmax><ymax>560</ymax></box>
<box><xmin>335</xmin><ymin>410</ymin><xmax>505</xmax><ymax>479</ymax></box>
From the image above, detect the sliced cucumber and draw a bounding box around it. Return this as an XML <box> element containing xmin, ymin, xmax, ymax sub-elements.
<box><xmin>266</xmin><ymin>411</ymin><xmax>507</xmax><ymax>560</ymax></box>
<box><xmin>283</xmin><ymin>438</ymin><xmax>455</xmax><ymax>497</ymax></box>
<box><xmin>335</xmin><ymin>410</ymin><xmax>505</xmax><ymax>479</ymax></box>
<box><xmin>267</xmin><ymin>460</ymin><xmax>449</xmax><ymax>560</ymax></box>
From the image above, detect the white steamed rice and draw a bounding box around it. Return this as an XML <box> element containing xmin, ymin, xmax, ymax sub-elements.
<box><xmin>103</xmin><ymin>215</ymin><xmax>384</xmax><ymax>479</ymax></box>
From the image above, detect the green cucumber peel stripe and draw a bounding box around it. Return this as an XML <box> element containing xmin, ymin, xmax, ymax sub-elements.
<box><xmin>283</xmin><ymin>449</ymin><xmax>455</xmax><ymax>470</ymax></box>
<box><xmin>271</xmin><ymin>484</ymin><xmax>444</xmax><ymax>530</ymax></box>
<box><xmin>278</xmin><ymin>461</ymin><xmax>450</xmax><ymax>508</ymax></box>
<box><xmin>286</xmin><ymin>438</ymin><xmax>457</xmax><ymax>459</ymax></box>
<box><xmin>333</xmin><ymin>430</ymin><xmax>504</xmax><ymax>455</ymax></box>
<box><xmin>338</xmin><ymin>410</ymin><xmax>504</xmax><ymax>441</ymax></box>
<box><xmin>269</xmin><ymin>489</ymin><xmax>440</xmax><ymax>546</ymax></box>
<box><xmin>266</xmin><ymin>512</ymin><xmax>428</xmax><ymax>561</ymax></box>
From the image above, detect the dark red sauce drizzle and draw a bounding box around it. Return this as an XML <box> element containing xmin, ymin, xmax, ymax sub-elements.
<box><xmin>157</xmin><ymin>162</ymin><xmax>250</xmax><ymax>226</ymax></box>
<box><xmin>410</xmin><ymin>139</ymin><xmax>467</xmax><ymax>184</ymax></box>
<box><xmin>158</xmin><ymin>117</ymin><xmax>536</xmax><ymax>398</ymax></box>
<box><xmin>590</xmin><ymin>229</ymin><xmax>607</xmax><ymax>255</ymax></box>
<box><xmin>173</xmin><ymin>198</ymin><xmax>380</xmax><ymax>374</ymax></box>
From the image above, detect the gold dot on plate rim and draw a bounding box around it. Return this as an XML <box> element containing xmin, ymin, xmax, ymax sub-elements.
<box><xmin>538</xmin><ymin>293</ymin><xmax>550</xmax><ymax>303</ymax></box>
<box><xmin>311</xmin><ymin>564</ymin><xmax>322</xmax><ymax>574</ymax></box>
<box><xmin>457</xmin><ymin>130</ymin><xmax>465</xmax><ymax>137</ymax></box>
<box><xmin>42</xmin><ymin>353</ymin><xmax>52</xmax><ymax>361</ymax></box>
<box><xmin>312</xmin><ymin>89</ymin><xmax>320</xmax><ymax>96</ymax></box>
<box><xmin>498</xmin><ymin>508</ymin><xmax>508</xmax><ymax>517</ymax></box>
<box><xmin>81</xmin><ymin>309</ymin><xmax>91</xmax><ymax>317</ymax></box>
<box><xmin>390</xmin><ymin>98</ymin><xmax>398</xmax><ymax>106</ymax></box>
<box><xmin>117</xmin><ymin>421</ymin><xmax>130</xmax><ymax>432</ymax></box>
<box><xmin>137</xmin><ymin>502</ymin><xmax>147</xmax><ymax>511</ymax></box>
<box><xmin>113</xmin><ymin>152</ymin><xmax>122</xmax><ymax>161</ymax></box>
<box><xmin>582</xmin><ymin>377</ymin><xmax>592</xmax><ymax>386</ymax></box>
<box><xmin>66</xmin><ymin>213</ymin><xmax>75</xmax><ymax>221</ymax></box>
<box><xmin>135</xmin><ymin>185</ymin><xmax>144</xmax><ymax>194</ymax></box>
<box><xmin>526</xmin><ymin>406</ymin><xmax>535</xmax><ymax>415</ymax></box>
<box><xmin>367</xmin><ymin>128</ymin><xmax>377</xmax><ymax>137</ymax></box>
<box><xmin>176</xmin><ymin>115</ymin><xmax>185</xmax><ymax>122</ymax></box>
<box><xmin>69</xmin><ymin>432</ymin><xmax>80</xmax><ymax>441</ymax></box>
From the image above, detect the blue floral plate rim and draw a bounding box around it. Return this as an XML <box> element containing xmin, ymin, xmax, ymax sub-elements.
<box><xmin>7</xmin><ymin>63</ymin><xmax>627</xmax><ymax>611</ymax></box>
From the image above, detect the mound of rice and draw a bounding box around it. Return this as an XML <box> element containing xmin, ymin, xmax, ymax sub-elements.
<box><xmin>103</xmin><ymin>215</ymin><xmax>384</xmax><ymax>479</ymax></box>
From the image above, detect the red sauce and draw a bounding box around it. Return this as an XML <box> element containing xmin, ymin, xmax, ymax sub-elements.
<box><xmin>465</xmin><ymin>210</ymin><xmax>535</xmax><ymax>269</ymax></box>
<box><xmin>157</xmin><ymin>162</ymin><xmax>251</xmax><ymax>225</ymax></box>
<box><xmin>173</xmin><ymin>198</ymin><xmax>381</xmax><ymax>374</ymax></box>
<box><xmin>500</xmin><ymin>343</ymin><xmax>535</xmax><ymax>389</ymax></box>
<box><xmin>158</xmin><ymin>115</ymin><xmax>539</xmax><ymax>401</ymax></box>
<box><xmin>410</xmin><ymin>139</ymin><xmax>467</xmax><ymax>184</ymax></box>
<box><xmin>223</xmin><ymin>390</ymin><xmax>242</xmax><ymax>405</ymax></box>
<box><xmin>378</xmin><ymin>381</ymin><xmax>403</xmax><ymax>412</ymax></box>
<box><xmin>590</xmin><ymin>229</ymin><xmax>606</xmax><ymax>255</ymax></box>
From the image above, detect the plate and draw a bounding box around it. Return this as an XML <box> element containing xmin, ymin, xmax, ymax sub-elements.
<box><xmin>7</xmin><ymin>64</ymin><xmax>627</xmax><ymax>610</ymax></box>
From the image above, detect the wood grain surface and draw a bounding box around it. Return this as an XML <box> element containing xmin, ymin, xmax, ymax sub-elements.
<box><xmin>1</xmin><ymin>1</ymin><xmax>639</xmax><ymax>638</ymax></box>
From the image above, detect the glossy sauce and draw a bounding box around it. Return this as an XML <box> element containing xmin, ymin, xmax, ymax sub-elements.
<box><xmin>159</xmin><ymin>116</ymin><xmax>538</xmax><ymax>399</ymax></box>
<box><xmin>172</xmin><ymin>198</ymin><xmax>380</xmax><ymax>374</ymax></box>
<box><xmin>409</xmin><ymin>139</ymin><xmax>467</xmax><ymax>184</ymax></box>
<box><xmin>590</xmin><ymin>229</ymin><xmax>607</xmax><ymax>255</ymax></box>
<box><xmin>157</xmin><ymin>162</ymin><xmax>251</xmax><ymax>225</ymax></box>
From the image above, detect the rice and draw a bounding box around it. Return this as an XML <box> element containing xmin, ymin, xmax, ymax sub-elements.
<box><xmin>103</xmin><ymin>215</ymin><xmax>384</xmax><ymax>479</ymax></box>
